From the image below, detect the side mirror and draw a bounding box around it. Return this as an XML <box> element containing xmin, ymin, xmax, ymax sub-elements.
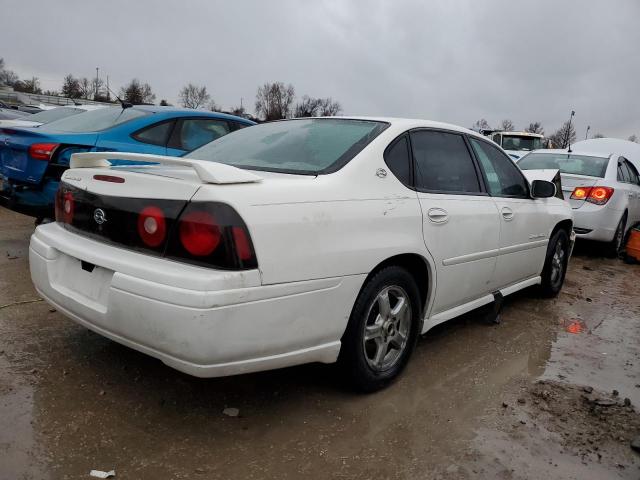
<box><xmin>531</xmin><ymin>179</ymin><xmax>556</xmax><ymax>198</ymax></box>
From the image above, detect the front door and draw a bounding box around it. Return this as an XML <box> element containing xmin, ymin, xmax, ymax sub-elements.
<box><xmin>468</xmin><ymin>137</ymin><xmax>550</xmax><ymax>287</ymax></box>
<box><xmin>410</xmin><ymin>130</ymin><xmax>500</xmax><ymax>316</ymax></box>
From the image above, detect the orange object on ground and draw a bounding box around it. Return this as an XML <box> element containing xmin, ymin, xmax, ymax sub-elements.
<box><xmin>627</xmin><ymin>228</ymin><xmax>640</xmax><ymax>261</ymax></box>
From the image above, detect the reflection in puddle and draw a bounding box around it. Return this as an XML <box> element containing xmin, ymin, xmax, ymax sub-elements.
<box><xmin>561</xmin><ymin>318</ymin><xmax>586</xmax><ymax>334</ymax></box>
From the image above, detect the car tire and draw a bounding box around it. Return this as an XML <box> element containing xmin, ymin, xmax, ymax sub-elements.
<box><xmin>338</xmin><ymin>266</ymin><xmax>421</xmax><ymax>393</ymax></box>
<box><xmin>605</xmin><ymin>214</ymin><xmax>627</xmax><ymax>258</ymax></box>
<box><xmin>539</xmin><ymin>229</ymin><xmax>570</xmax><ymax>297</ymax></box>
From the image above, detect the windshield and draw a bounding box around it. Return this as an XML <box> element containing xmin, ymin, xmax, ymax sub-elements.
<box><xmin>40</xmin><ymin>107</ymin><xmax>149</xmax><ymax>133</ymax></box>
<box><xmin>501</xmin><ymin>135</ymin><xmax>543</xmax><ymax>151</ymax></box>
<box><xmin>28</xmin><ymin>107</ymin><xmax>86</xmax><ymax>124</ymax></box>
<box><xmin>518</xmin><ymin>153</ymin><xmax>609</xmax><ymax>178</ymax></box>
<box><xmin>186</xmin><ymin>118</ymin><xmax>389</xmax><ymax>174</ymax></box>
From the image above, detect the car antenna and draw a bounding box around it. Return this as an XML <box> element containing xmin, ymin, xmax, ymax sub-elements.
<box><xmin>105</xmin><ymin>84</ymin><xmax>132</xmax><ymax>110</ymax></box>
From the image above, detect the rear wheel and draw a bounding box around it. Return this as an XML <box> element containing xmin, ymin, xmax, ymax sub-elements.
<box><xmin>339</xmin><ymin>266</ymin><xmax>421</xmax><ymax>392</ymax></box>
<box><xmin>605</xmin><ymin>214</ymin><xmax>626</xmax><ymax>258</ymax></box>
<box><xmin>539</xmin><ymin>229</ymin><xmax>569</xmax><ymax>297</ymax></box>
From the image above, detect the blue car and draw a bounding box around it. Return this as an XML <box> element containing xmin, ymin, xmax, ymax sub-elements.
<box><xmin>0</xmin><ymin>106</ymin><xmax>255</xmax><ymax>218</ymax></box>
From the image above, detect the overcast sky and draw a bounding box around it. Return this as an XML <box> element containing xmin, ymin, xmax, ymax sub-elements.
<box><xmin>3</xmin><ymin>0</ymin><xmax>639</xmax><ymax>138</ymax></box>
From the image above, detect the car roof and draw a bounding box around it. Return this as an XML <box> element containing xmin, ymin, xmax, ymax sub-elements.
<box><xmin>288</xmin><ymin>116</ymin><xmax>486</xmax><ymax>140</ymax></box>
<box><xmin>130</xmin><ymin>105</ymin><xmax>253</xmax><ymax>123</ymax></box>
<box><xmin>523</xmin><ymin>149</ymin><xmax>612</xmax><ymax>159</ymax></box>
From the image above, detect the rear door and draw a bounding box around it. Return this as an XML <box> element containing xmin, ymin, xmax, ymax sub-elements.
<box><xmin>411</xmin><ymin>129</ymin><xmax>500</xmax><ymax>315</ymax></box>
<box><xmin>621</xmin><ymin>158</ymin><xmax>640</xmax><ymax>225</ymax></box>
<box><xmin>468</xmin><ymin>137</ymin><xmax>550</xmax><ymax>287</ymax></box>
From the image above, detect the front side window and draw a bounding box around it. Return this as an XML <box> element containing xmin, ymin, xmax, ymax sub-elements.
<box><xmin>410</xmin><ymin>130</ymin><xmax>481</xmax><ymax>193</ymax></box>
<box><xmin>518</xmin><ymin>153</ymin><xmax>609</xmax><ymax>178</ymax></box>
<box><xmin>186</xmin><ymin>118</ymin><xmax>389</xmax><ymax>174</ymax></box>
<box><xmin>384</xmin><ymin>135</ymin><xmax>411</xmax><ymax>186</ymax></box>
<box><xmin>470</xmin><ymin>138</ymin><xmax>528</xmax><ymax>197</ymax></box>
<box><xmin>41</xmin><ymin>107</ymin><xmax>149</xmax><ymax>133</ymax></box>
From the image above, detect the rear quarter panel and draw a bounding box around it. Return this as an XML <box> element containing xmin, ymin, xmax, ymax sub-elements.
<box><xmin>189</xmin><ymin>136</ymin><xmax>431</xmax><ymax>286</ymax></box>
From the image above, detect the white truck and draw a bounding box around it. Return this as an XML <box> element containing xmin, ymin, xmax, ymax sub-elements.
<box><xmin>482</xmin><ymin>130</ymin><xmax>549</xmax><ymax>161</ymax></box>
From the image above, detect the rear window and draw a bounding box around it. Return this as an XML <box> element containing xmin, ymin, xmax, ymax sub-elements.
<box><xmin>186</xmin><ymin>118</ymin><xmax>389</xmax><ymax>174</ymax></box>
<box><xmin>517</xmin><ymin>153</ymin><xmax>609</xmax><ymax>178</ymax></box>
<box><xmin>28</xmin><ymin>107</ymin><xmax>85</xmax><ymax>124</ymax></box>
<box><xmin>40</xmin><ymin>107</ymin><xmax>149</xmax><ymax>133</ymax></box>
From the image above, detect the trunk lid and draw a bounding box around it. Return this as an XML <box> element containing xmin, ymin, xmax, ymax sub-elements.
<box><xmin>0</xmin><ymin>128</ymin><xmax>97</xmax><ymax>184</ymax></box>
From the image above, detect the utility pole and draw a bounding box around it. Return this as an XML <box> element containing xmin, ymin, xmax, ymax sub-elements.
<box><xmin>585</xmin><ymin>125</ymin><xmax>590</xmax><ymax>140</ymax></box>
<box><xmin>95</xmin><ymin>67</ymin><xmax>99</xmax><ymax>101</ymax></box>
<box><xmin>564</xmin><ymin>110</ymin><xmax>575</xmax><ymax>150</ymax></box>
<box><xmin>106</xmin><ymin>75</ymin><xmax>110</xmax><ymax>102</ymax></box>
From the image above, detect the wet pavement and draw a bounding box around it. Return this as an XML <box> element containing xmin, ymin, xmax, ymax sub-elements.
<box><xmin>1</xmin><ymin>206</ymin><xmax>639</xmax><ymax>479</ymax></box>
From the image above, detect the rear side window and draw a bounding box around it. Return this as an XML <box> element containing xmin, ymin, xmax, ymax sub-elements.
<box><xmin>470</xmin><ymin>138</ymin><xmax>528</xmax><ymax>197</ymax></box>
<box><xmin>132</xmin><ymin>120</ymin><xmax>174</xmax><ymax>146</ymax></box>
<box><xmin>169</xmin><ymin>118</ymin><xmax>231</xmax><ymax>151</ymax></box>
<box><xmin>384</xmin><ymin>135</ymin><xmax>411</xmax><ymax>186</ymax></box>
<box><xmin>618</xmin><ymin>162</ymin><xmax>631</xmax><ymax>183</ymax></box>
<box><xmin>410</xmin><ymin>130</ymin><xmax>481</xmax><ymax>193</ymax></box>
<box><xmin>625</xmin><ymin>160</ymin><xmax>640</xmax><ymax>184</ymax></box>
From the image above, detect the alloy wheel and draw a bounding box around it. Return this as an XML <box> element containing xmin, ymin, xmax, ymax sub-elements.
<box><xmin>362</xmin><ymin>286</ymin><xmax>412</xmax><ymax>372</ymax></box>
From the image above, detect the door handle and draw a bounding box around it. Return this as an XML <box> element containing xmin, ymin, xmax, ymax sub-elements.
<box><xmin>501</xmin><ymin>207</ymin><xmax>514</xmax><ymax>221</ymax></box>
<box><xmin>427</xmin><ymin>207</ymin><xmax>448</xmax><ymax>224</ymax></box>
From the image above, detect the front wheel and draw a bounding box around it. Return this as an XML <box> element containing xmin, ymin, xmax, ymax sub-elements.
<box><xmin>539</xmin><ymin>229</ymin><xmax>570</xmax><ymax>297</ymax></box>
<box><xmin>338</xmin><ymin>266</ymin><xmax>421</xmax><ymax>392</ymax></box>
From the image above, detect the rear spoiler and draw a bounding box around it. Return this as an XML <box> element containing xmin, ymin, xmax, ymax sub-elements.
<box><xmin>69</xmin><ymin>152</ymin><xmax>262</xmax><ymax>185</ymax></box>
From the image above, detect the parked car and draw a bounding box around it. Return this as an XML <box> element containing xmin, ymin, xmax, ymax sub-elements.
<box><xmin>0</xmin><ymin>108</ymin><xmax>32</xmax><ymax>121</ymax></box>
<box><xmin>30</xmin><ymin>117</ymin><xmax>574</xmax><ymax>391</ymax></box>
<box><xmin>0</xmin><ymin>106</ymin><xmax>255</xmax><ymax>217</ymax></box>
<box><xmin>517</xmin><ymin>149</ymin><xmax>640</xmax><ymax>256</ymax></box>
<box><xmin>0</xmin><ymin>104</ymin><xmax>107</xmax><ymax>128</ymax></box>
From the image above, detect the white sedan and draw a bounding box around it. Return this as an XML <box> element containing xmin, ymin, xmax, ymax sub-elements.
<box><xmin>518</xmin><ymin>148</ymin><xmax>640</xmax><ymax>256</ymax></box>
<box><xmin>30</xmin><ymin>117</ymin><xmax>574</xmax><ymax>391</ymax></box>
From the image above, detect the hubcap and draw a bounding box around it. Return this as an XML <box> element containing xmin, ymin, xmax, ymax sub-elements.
<box><xmin>550</xmin><ymin>240</ymin><xmax>566</xmax><ymax>286</ymax></box>
<box><xmin>362</xmin><ymin>286</ymin><xmax>412</xmax><ymax>371</ymax></box>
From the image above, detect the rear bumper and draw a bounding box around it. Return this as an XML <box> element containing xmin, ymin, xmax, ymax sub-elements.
<box><xmin>572</xmin><ymin>205</ymin><xmax>623</xmax><ymax>243</ymax></box>
<box><xmin>0</xmin><ymin>175</ymin><xmax>57</xmax><ymax>217</ymax></box>
<box><xmin>29</xmin><ymin>223</ymin><xmax>364</xmax><ymax>377</ymax></box>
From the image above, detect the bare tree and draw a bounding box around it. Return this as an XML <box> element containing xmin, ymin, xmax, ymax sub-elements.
<box><xmin>61</xmin><ymin>74</ymin><xmax>82</xmax><ymax>99</ymax></box>
<box><xmin>525</xmin><ymin>122</ymin><xmax>544</xmax><ymax>135</ymax></box>
<box><xmin>0</xmin><ymin>58</ymin><xmax>19</xmax><ymax>86</ymax></box>
<box><xmin>293</xmin><ymin>96</ymin><xmax>322</xmax><ymax>117</ymax></box>
<box><xmin>14</xmin><ymin>77</ymin><xmax>42</xmax><ymax>94</ymax></box>
<box><xmin>500</xmin><ymin>119</ymin><xmax>515</xmax><ymax>131</ymax></box>
<box><xmin>179</xmin><ymin>83</ymin><xmax>211</xmax><ymax>109</ymax></box>
<box><xmin>119</xmin><ymin>79</ymin><xmax>156</xmax><ymax>104</ymax></box>
<box><xmin>159</xmin><ymin>99</ymin><xmax>171</xmax><ymax>106</ymax></box>
<box><xmin>471</xmin><ymin>119</ymin><xmax>491</xmax><ymax>132</ymax></box>
<box><xmin>318</xmin><ymin>97</ymin><xmax>341</xmax><ymax>116</ymax></box>
<box><xmin>593</xmin><ymin>133</ymin><xmax>605</xmax><ymax>139</ymax></box>
<box><xmin>549</xmin><ymin>120</ymin><xmax>577</xmax><ymax>149</ymax></box>
<box><xmin>91</xmin><ymin>77</ymin><xmax>105</xmax><ymax>101</ymax></box>
<box><xmin>255</xmin><ymin>82</ymin><xmax>295</xmax><ymax>120</ymax></box>
<box><xmin>79</xmin><ymin>77</ymin><xmax>91</xmax><ymax>99</ymax></box>
<box><xmin>628</xmin><ymin>134</ymin><xmax>638</xmax><ymax>143</ymax></box>
<box><xmin>231</xmin><ymin>105</ymin><xmax>246</xmax><ymax>117</ymax></box>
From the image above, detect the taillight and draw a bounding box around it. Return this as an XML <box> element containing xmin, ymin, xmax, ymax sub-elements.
<box><xmin>55</xmin><ymin>188</ymin><xmax>74</xmax><ymax>224</ymax></box>
<box><xmin>167</xmin><ymin>203</ymin><xmax>257</xmax><ymax>270</ymax></box>
<box><xmin>28</xmin><ymin>143</ymin><xmax>59</xmax><ymax>161</ymax></box>
<box><xmin>137</xmin><ymin>206</ymin><xmax>167</xmax><ymax>247</ymax></box>
<box><xmin>570</xmin><ymin>186</ymin><xmax>614</xmax><ymax>205</ymax></box>
<box><xmin>179</xmin><ymin>211</ymin><xmax>221</xmax><ymax>256</ymax></box>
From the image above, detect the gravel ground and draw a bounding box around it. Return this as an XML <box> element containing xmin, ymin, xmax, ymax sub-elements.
<box><xmin>0</xmin><ymin>206</ymin><xmax>639</xmax><ymax>479</ymax></box>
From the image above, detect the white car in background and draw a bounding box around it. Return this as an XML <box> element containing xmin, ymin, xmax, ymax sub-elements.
<box><xmin>518</xmin><ymin>149</ymin><xmax>640</xmax><ymax>256</ymax></box>
<box><xmin>30</xmin><ymin>117</ymin><xmax>573</xmax><ymax>391</ymax></box>
<box><xmin>0</xmin><ymin>104</ymin><xmax>106</xmax><ymax>128</ymax></box>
